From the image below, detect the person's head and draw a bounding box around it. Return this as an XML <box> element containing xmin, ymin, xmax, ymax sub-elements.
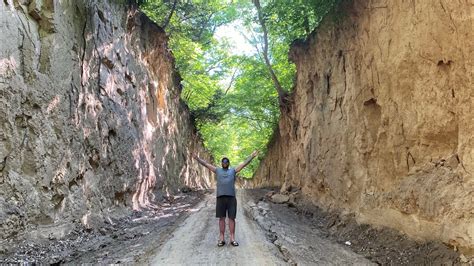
<box><xmin>221</xmin><ymin>157</ymin><xmax>230</xmax><ymax>169</ymax></box>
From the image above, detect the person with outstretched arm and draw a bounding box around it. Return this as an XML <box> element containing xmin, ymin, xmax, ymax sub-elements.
<box><xmin>193</xmin><ymin>150</ymin><xmax>259</xmax><ymax>247</ymax></box>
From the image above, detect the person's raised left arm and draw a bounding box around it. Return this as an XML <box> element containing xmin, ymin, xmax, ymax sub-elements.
<box><xmin>235</xmin><ymin>150</ymin><xmax>259</xmax><ymax>173</ymax></box>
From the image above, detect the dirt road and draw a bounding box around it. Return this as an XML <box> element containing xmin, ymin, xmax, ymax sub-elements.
<box><xmin>4</xmin><ymin>189</ymin><xmax>458</xmax><ymax>264</ymax></box>
<box><xmin>150</xmin><ymin>191</ymin><xmax>372</xmax><ymax>265</ymax></box>
<box><xmin>150</xmin><ymin>193</ymin><xmax>285</xmax><ymax>264</ymax></box>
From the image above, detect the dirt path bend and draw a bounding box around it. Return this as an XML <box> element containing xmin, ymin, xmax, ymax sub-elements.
<box><xmin>150</xmin><ymin>191</ymin><xmax>372</xmax><ymax>265</ymax></box>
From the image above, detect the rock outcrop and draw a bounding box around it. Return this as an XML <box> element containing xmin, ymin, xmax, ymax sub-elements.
<box><xmin>254</xmin><ymin>0</ymin><xmax>473</xmax><ymax>252</ymax></box>
<box><xmin>0</xmin><ymin>0</ymin><xmax>212</xmax><ymax>241</ymax></box>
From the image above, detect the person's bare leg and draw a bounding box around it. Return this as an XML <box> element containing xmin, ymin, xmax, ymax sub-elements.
<box><xmin>219</xmin><ymin>217</ymin><xmax>225</xmax><ymax>241</ymax></box>
<box><xmin>229</xmin><ymin>218</ymin><xmax>235</xmax><ymax>242</ymax></box>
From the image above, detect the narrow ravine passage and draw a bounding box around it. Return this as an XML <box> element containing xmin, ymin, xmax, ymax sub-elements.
<box><xmin>1</xmin><ymin>0</ymin><xmax>472</xmax><ymax>264</ymax></box>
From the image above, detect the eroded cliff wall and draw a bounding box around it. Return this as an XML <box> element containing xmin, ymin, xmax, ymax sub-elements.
<box><xmin>0</xmin><ymin>0</ymin><xmax>212</xmax><ymax>240</ymax></box>
<box><xmin>255</xmin><ymin>0</ymin><xmax>473</xmax><ymax>251</ymax></box>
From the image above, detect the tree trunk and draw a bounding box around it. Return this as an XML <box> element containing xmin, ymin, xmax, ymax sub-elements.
<box><xmin>252</xmin><ymin>0</ymin><xmax>288</xmax><ymax>109</ymax></box>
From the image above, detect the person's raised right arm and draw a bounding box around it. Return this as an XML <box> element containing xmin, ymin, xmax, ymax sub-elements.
<box><xmin>192</xmin><ymin>153</ymin><xmax>217</xmax><ymax>173</ymax></box>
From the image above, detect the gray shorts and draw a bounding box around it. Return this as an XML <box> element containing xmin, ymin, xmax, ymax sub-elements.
<box><xmin>216</xmin><ymin>196</ymin><xmax>237</xmax><ymax>219</ymax></box>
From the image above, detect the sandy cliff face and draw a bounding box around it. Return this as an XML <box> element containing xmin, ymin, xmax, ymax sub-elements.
<box><xmin>0</xmin><ymin>0</ymin><xmax>212</xmax><ymax>240</ymax></box>
<box><xmin>255</xmin><ymin>0</ymin><xmax>473</xmax><ymax>251</ymax></box>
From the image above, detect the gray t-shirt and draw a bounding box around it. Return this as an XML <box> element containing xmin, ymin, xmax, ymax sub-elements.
<box><xmin>216</xmin><ymin>167</ymin><xmax>236</xmax><ymax>197</ymax></box>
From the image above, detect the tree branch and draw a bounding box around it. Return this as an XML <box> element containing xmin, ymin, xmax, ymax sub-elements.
<box><xmin>162</xmin><ymin>0</ymin><xmax>177</xmax><ymax>29</ymax></box>
<box><xmin>224</xmin><ymin>67</ymin><xmax>239</xmax><ymax>94</ymax></box>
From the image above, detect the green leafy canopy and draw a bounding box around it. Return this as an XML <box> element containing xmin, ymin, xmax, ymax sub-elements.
<box><xmin>140</xmin><ymin>0</ymin><xmax>342</xmax><ymax>178</ymax></box>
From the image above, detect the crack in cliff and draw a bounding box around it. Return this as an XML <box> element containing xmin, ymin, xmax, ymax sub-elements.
<box><xmin>325</xmin><ymin>72</ymin><xmax>331</xmax><ymax>95</ymax></box>
<box><xmin>94</xmin><ymin>4</ymin><xmax>109</xmax><ymax>99</ymax></box>
<box><xmin>15</xmin><ymin>9</ymin><xmax>36</xmax><ymax>50</ymax></box>
<box><xmin>18</xmin><ymin>31</ymin><xmax>26</xmax><ymax>77</ymax></box>
<box><xmin>406</xmin><ymin>151</ymin><xmax>416</xmax><ymax>171</ymax></box>
<box><xmin>80</xmin><ymin>10</ymin><xmax>88</xmax><ymax>87</ymax></box>
<box><xmin>341</xmin><ymin>52</ymin><xmax>347</xmax><ymax>94</ymax></box>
